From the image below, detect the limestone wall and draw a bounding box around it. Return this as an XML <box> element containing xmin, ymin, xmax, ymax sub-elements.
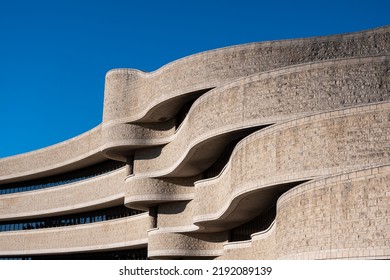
<box><xmin>219</xmin><ymin>165</ymin><xmax>390</xmax><ymax>259</ymax></box>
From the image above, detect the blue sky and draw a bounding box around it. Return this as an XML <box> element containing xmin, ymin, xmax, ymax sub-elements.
<box><xmin>0</xmin><ymin>0</ymin><xmax>389</xmax><ymax>158</ymax></box>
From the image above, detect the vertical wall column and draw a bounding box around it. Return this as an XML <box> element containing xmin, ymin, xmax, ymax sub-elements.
<box><xmin>126</xmin><ymin>155</ymin><xmax>134</xmax><ymax>176</ymax></box>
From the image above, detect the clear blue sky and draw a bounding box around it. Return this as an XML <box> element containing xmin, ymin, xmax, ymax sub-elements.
<box><xmin>0</xmin><ymin>0</ymin><xmax>389</xmax><ymax>158</ymax></box>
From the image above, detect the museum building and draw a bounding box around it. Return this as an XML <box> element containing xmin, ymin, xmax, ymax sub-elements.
<box><xmin>0</xmin><ymin>25</ymin><xmax>389</xmax><ymax>259</ymax></box>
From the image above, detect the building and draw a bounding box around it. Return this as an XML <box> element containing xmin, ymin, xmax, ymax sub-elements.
<box><xmin>0</xmin><ymin>26</ymin><xmax>389</xmax><ymax>260</ymax></box>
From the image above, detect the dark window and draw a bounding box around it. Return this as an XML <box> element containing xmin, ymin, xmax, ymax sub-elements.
<box><xmin>0</xmin><ymin>160</ymin><xmax>126</xmax><ymax>195</ymax></box>
<box><xmin>0</xmin><ymin>247</ymin><xmax>148</xmax><ymax>260</ymax></box>
<box><xmin>0</xmin><ymin>205</ymin><xmax>144</xmax><ymax>232</ymax></box>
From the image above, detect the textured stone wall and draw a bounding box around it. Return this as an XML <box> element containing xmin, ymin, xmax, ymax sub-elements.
<box><xmin>277</xmin><ymin>166</ymin><xmax>390</xmax><ymax>259</ymax></box>
<box><xmin>218</xmin><ymin>165</ymin><xmax>390</xmax><ymax>259</ymax></box>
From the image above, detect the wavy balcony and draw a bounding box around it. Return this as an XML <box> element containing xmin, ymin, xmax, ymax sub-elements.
<box><xmin>219</xmin><ymin>165</ymin><xmax>390</xmax><ymax>259</ymax></box>
<box><xmin>0</xmin><ymin>126</ymin><xmax>104</xmax><ymax>183</ymax></box>
<box><xmin>193</xmin><ymin>102</ymin><xmax>390</xmax><ymax>231</ymax></box>
<box><xmin>0</xmin><ymin>213</ymin><xmax>152</xmax><ymax>256</ymax></box>
<box><xmin>132</xmin><ymin>56</ymin><xmax>390</xmax><ymax>177</ymax></box>
<box><xmin>147</xmin><ymin>229</ymin><xmax>227</xmax><ymax>259</ymax></box>
<box><xmin>103</xmin><ymin>26</ymin><xmax>390</xmax><ymax>125</ymax></box>
<box><xmin>100</xmin><ymin>120</ymin><xmax>177</xmax><ymax>162</ymax></box>
<box><xmin>0</xmin><ymin>167</ymin><xmax>127</xmax><ymax>220</ymax></box>
<box><xmin>124</xmin><ymin>176</ymin><xmax>198</xmax><ymax>211</ymax></box>
<box><xmin>127</xmin><ymin>103</ymin><xmax>390</xmax><ymax>235</ymax></box>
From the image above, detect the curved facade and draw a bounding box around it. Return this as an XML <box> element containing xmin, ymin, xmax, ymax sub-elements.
<box><xmin>1</xmin><ymin>26</ymin><xmax>390</xmax><ymax>259</ymax></box>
